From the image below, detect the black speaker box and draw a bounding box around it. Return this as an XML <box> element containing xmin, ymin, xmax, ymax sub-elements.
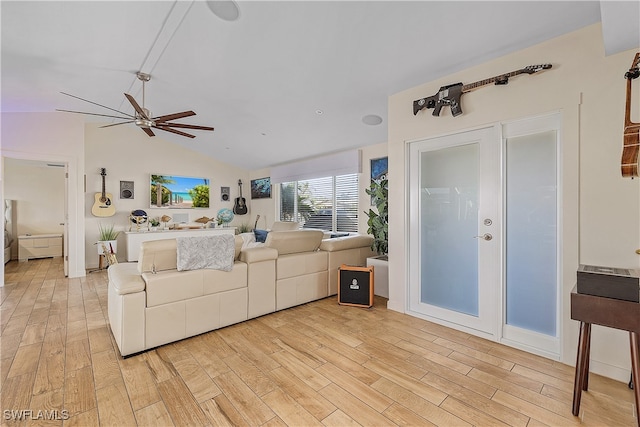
<box><xmin>577</xmin><ymin>264</ymin><xmax>639</xmax><ymax>302</ymax></box>
<box><xmin>221</xmin><ymin>186</ymin><xmax>230</xmax><ymax>201</ymax></box>
<box><xmin>338</xmin><ymin>264</ymin><xmax>374</xmax><ymax>308</ymax></box>
<box><xmin>120</xmin><ymin>181</ymin><xmax>134</xmax><ymax>199</ymax></box>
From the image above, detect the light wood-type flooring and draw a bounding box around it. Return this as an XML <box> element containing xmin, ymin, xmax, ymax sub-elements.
<box><xmin>1</xmin><ymin>257</ymin><xmax>636</xmax><ymax>426</ymax></box>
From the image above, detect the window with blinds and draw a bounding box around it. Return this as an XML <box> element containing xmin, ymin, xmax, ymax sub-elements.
<box><xmin>279</xmin><ymin>173</ymin><xmax>358</xmax><ymax>233</ymax></box>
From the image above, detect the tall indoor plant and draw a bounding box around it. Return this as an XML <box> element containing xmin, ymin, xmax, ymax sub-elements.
<box><xmin>365</xmin><ymin>177</ymin><xmax>388</xmax><ymax>257</ymax></box>
<box><xmin>365</xmin><ymin>176</ymin><xmax>389</xmax><ymax>298</ymax></box>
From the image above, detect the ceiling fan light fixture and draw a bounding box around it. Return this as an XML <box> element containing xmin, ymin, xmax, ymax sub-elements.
<box><xmin>135</xmin><ymin>118</ymin><xmax>155</xmax><ymax>129</ymax></box>
<box><xmin>206</xmin><ymin>1</ymin><xmax>240</xmax><ymax>21</ymax></box>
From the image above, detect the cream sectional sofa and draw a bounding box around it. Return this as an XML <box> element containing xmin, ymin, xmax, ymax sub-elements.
<box><xmin>107</xmin><ymin>229</ymin><xmax>374</xmax><ymax>356</ymax></box>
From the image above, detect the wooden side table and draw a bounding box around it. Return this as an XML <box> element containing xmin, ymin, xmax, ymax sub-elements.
<box><xmin>570</xmin><ymin>287</ymin><xmax>640</xmax><ymax>424</ymax></box>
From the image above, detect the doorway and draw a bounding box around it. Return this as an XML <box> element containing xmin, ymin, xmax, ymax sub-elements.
<box><xmin>408</xmin><ymin>113</ymin><xmax>560</xmax><ymax>356</ymax></box>
<box><xmin>2</xmin><ymin>157</ymin><xmax>69</xmax><ymax>277</ymax></box>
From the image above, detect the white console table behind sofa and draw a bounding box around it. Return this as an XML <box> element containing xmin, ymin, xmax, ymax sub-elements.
<box><xmin>125</xmin><ymin>228</ymin><xmax>236</xmax><ymax>262</ymax></box>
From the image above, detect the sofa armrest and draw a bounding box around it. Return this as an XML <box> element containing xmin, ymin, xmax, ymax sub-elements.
<box><xmin>319</xmin><ymin>234</ymin><xmax>374</xmax><ymax>252</ymax></box>
<box><xmin>108</xmin><ymin>263</ymin><xmax>146</xmax><ymax>295</ymax></box>
<box><xmin>240</xmin><ymin>247</ymin><xmax>278</xmax><ymax>263</ymax></box>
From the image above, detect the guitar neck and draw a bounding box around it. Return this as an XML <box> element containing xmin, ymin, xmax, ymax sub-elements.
<box><xmin>462</xmin><ymin>69</ymin><xmax>524</xmax><ymax>93</ymax></box>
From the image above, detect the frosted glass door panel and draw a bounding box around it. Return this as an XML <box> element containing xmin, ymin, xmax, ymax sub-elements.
<box><xmin>421</xmin><ymin>143</ymin><xmax>479</xmax><ymax>316</ymax></box>
<box><xmin>505</xmin><ymin>131</ymin><xmax>557</xmax><ymax>336</ymax></box>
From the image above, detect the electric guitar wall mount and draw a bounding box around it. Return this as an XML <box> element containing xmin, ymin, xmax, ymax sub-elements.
<box><xmin>413</xmin><ymin>64</ymin><xmax>552</xmax><ymax>117</ymax></box>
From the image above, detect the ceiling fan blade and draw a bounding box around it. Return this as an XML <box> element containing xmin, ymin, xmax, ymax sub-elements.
<box><xmin>154</xmin><ymin>125</ymin><xmax>196</xmax><ymax>139</ymax></box>
<box><xmin>160</xmin><ymin>122</ymin><xmax>215</xmax><ymax>131</ymax></box>
<box><xmin>56</xmin><ymin>109</ymin><xmax>133</xmax><ymax>120</ymax></box>
<box><xmin>124</xmin><ymin>93</ymin><xmax>149</xmax><ymax>119</ymax></box>
<box><xmin>61</xmin><ymin>92</ymin><xmax>135</xmax><ymax>118</ymax></box>
<box><xmin>153</xmin><ymin>111</ymin><xmax>196</xmax><ymax>123</ymax></box>
<box><xmin>99</xmin><ymin>120</ymin><xmax>135</xmax><ymax>128</ymax></box>
<box><xmin>141</xmin><ymin>127</ymin><xmax>155</xmax><ymax>137</ymax></box>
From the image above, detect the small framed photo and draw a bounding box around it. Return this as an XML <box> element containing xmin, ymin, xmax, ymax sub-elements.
<box><xmin>370</xmin><ymin>157</ymin><xmax>388</xmax><ymax>181</ymax></box>
<box><xmin>251</xmin><ymin>177</ymin><xmax>271</xmax><ymax>199</ymax></box>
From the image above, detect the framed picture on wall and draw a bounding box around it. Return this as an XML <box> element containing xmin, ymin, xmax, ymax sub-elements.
<box><xmin>251</xmin><ymin>177</ymin><xmax>271</xmax><ymax>199</ymax></box>
<box><xmin>370</xmin><ymin>157</ymin><xmax>388</xmax><ymax>205</ymax></box>
<box><xmin>371</xmin><ymin>157</ymin><xmax>388</xmax><ymax>181</ymax></box>
<box><xmin>150</xmin><ymin>174</ymin><xmax>210</xmax><ymax>208</ymax></box>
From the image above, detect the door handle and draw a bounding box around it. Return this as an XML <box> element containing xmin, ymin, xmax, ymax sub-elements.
<box><xmin>474</xmin><ymin>233</ymin><xmax>493</xmax><ymax>241</ymax></box>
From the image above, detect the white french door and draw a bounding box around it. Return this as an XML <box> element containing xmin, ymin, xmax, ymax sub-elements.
<box><xmin>408</xmin><ymin>114</ymin><xmax>560</xmax><ymax>356</ymax></box>
<box><xmin>408</xmin><ymin>126</ymin><xmax>500</xmax><ymax>338</ymax></box>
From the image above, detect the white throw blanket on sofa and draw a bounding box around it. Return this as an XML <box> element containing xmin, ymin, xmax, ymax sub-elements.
<box><xmin>176</xmin><ymin>234</ymin><xmax>235</xmax><ymax>272</ymax></box>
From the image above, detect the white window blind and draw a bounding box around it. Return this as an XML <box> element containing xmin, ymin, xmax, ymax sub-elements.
<box><xmin>279</xmin><ymin>173</ymin><xmax>358</xmax><ymax>233</ymax></box>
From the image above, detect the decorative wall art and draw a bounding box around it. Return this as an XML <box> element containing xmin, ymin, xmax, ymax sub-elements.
<box><xmin>370</xmin><ymin>157</ymin><xmax>388</xmax><ymax>205</ymax></box>
<box><xmin>150</xmin><ymin>174</ymin><xmax>210</xmax><ymax>208</ymax></box>
<box><xmin>250</xmin><ymin>177</ymin><xmax>271</xmax><ymax>199</ymax></box>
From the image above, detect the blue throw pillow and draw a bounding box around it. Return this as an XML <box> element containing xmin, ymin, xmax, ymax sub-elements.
<box><xmin>254</xmin><ymin>229</ymin><xmax>269</xmax><ymax>243</ymax></box>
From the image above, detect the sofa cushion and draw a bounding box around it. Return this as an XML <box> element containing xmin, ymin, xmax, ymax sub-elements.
<box><xmin>138</xmin><ymin>239</ymin><xmax>178</xmax><ymax>273</ymax></box>
<box><xmin>203</xmin><ymin>262</ymin><xmax>247</xmax><ymax>295</ymax></box>
<box><xmin>143</xmin><ymin>269</ymin><xmax>204</xmax><ymax>307</ymax></box>
<box><xmin>270</xmin><ymin>221</ymin><xmax>299</xmax><ymax>231</ymax></box>
<box><xmin>276</xmin><ymin>251</ymin><xmax>328</xmax><ymax>280</ymax></box>
<box><xmin>264</xmin><ymin>230</ymin><xmax>324</xmax><ymax>255</ymax></box>
<box><xmin>319</xmin><ymin>234</ymin><xmax>374</xmax><ymax>252</ymax></box>
<box><xmin>109</xmin><ymin>262</ymin><xmax>146</xmax><ymax>295</ymax></box>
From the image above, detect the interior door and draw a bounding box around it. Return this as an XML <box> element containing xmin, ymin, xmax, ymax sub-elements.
<box><xmin>408</xmin><ymin>126</ymin><xmax>500</xmax><ymax>337</ymax></box>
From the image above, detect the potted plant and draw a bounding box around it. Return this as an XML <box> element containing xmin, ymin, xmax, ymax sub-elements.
<box><xmin>149</xmin><ymin>217</ymin><xmax>160</xmax><ymax>231</ymax></box>
<box><xmin>97</xmin><ymin>222</ymin><xmax>120</xmax><ymax>255</ymax></box>
<box><xmin>365</xmin><ymin>177</ymin><xmax>389</xmax><ymax>297</ymax></box>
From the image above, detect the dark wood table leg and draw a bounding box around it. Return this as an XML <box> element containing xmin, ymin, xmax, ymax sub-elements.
<box><xmin>630</xmin><ymin>332</ymin><xmax>640</xmax><ymax>426</ymax></box>
<box><xmin>583</xmin><ymin>322</ymin><xmax>591</xmax><ymax>391</ymax></box>
<box><xmin>572</xmin><ymin>321</ymin><xmax>591</xmax><ymax>416</ymax></box>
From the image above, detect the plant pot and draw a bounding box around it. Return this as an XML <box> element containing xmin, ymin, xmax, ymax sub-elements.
<box><xmin>367</xmin><ymin>255</ymin><xmax>388</xmax><ymax>298</ymax></box>
<box><xmin>97</xmin><ymin>240</ymin><xmax>117</xmax><ymax>255</ymax></box>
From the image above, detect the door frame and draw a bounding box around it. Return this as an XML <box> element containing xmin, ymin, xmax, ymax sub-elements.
<box><xmin>405</xmin><ymin>112</ymin><xmax>562</xmax><ymax>359</ymax></box>
<box><xmin>406</xmin><ymin>124</ymin><xmax>502</xmax><ymax>341</ymax></box>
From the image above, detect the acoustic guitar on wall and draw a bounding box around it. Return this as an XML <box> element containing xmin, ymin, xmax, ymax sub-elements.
<box><xmin>233</xmin><ymin>179</ymin><xmax>248</xmax><ymax>215</ymax></box>
<box><xmin>91</xmin><ymin>168</ymin><xmax>116</xmax><ymax>217</ymax></box>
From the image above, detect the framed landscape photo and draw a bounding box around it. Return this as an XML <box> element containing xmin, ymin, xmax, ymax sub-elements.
<box><xmin>150</xmin><ymin>174</ymin><xmax>210</xmax><ymax>208</ymax></box>
<box><xmin>251</xmin><ymin>177</ymin><xmax>271</xmax><ymax>199</ymax></box>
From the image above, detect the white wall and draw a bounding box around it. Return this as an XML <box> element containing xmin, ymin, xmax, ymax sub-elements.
<box><xmin>1</xmin><ymin>112</ymin><xmax>86</xmax><ymax>279</ymax></box>
<box><xmin>387</xmin><ymin>23</ymin><xmax>639</xmax><ymax>382</ymax></box>
<box><xmin>84</xmin><ymin>123</ymin><xmax>251</xmax><ymax>268</ymax></box>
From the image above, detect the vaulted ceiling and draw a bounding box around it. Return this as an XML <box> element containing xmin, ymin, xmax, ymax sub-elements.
<box><xmin>2</xmin><ymin>1</ymin><xmax>638</xmax><ymax>170</ymax></box>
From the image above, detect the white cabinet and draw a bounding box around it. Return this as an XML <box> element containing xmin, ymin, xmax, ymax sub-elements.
<box><xmin>125</xmin><ymin>228</ymin><xmax>236</xmax><ymax>261</ymax></box>
<box><xmin>18</xmin><ymin>234</ymin><xmax>63</xmax><ymax>261</ymax></box>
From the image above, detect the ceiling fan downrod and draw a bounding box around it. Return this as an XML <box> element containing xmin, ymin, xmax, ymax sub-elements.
<box><xmin>135</xmin><ymin>72</ymin><xmax>153</xmax><ymax>127</ymax></box>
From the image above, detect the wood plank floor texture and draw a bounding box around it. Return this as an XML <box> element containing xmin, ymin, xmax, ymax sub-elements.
<box><xmin>0</xmin><ymin>258</ymin><xmax>636</xmax><ymax>426</ymax></box>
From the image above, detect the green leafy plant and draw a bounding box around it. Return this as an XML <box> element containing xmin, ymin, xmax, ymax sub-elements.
<box><xmin>365</xmin><ymin>177</ymin><xmax>388</xmax><ymax>255</ymax></box>
<box><xmin>236</xmin><ymin>223</ymin><xmax>252</xmax><ymax>233</ymax></box>
<box><xmin>98</xmin><ymin>223</ymin><xmax>120</xmax><ymax>241</ymax></box>
<box><xmin>149</xmin><ymin>217</ymin><xmax>160</xmax><ymax>227</ymax></box>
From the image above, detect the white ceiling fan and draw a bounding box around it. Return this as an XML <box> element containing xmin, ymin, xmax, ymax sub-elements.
<box><xmin>57</xmin><ymin>72</ymin><xmax>214</xmax><ymax>139</ymax></box>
